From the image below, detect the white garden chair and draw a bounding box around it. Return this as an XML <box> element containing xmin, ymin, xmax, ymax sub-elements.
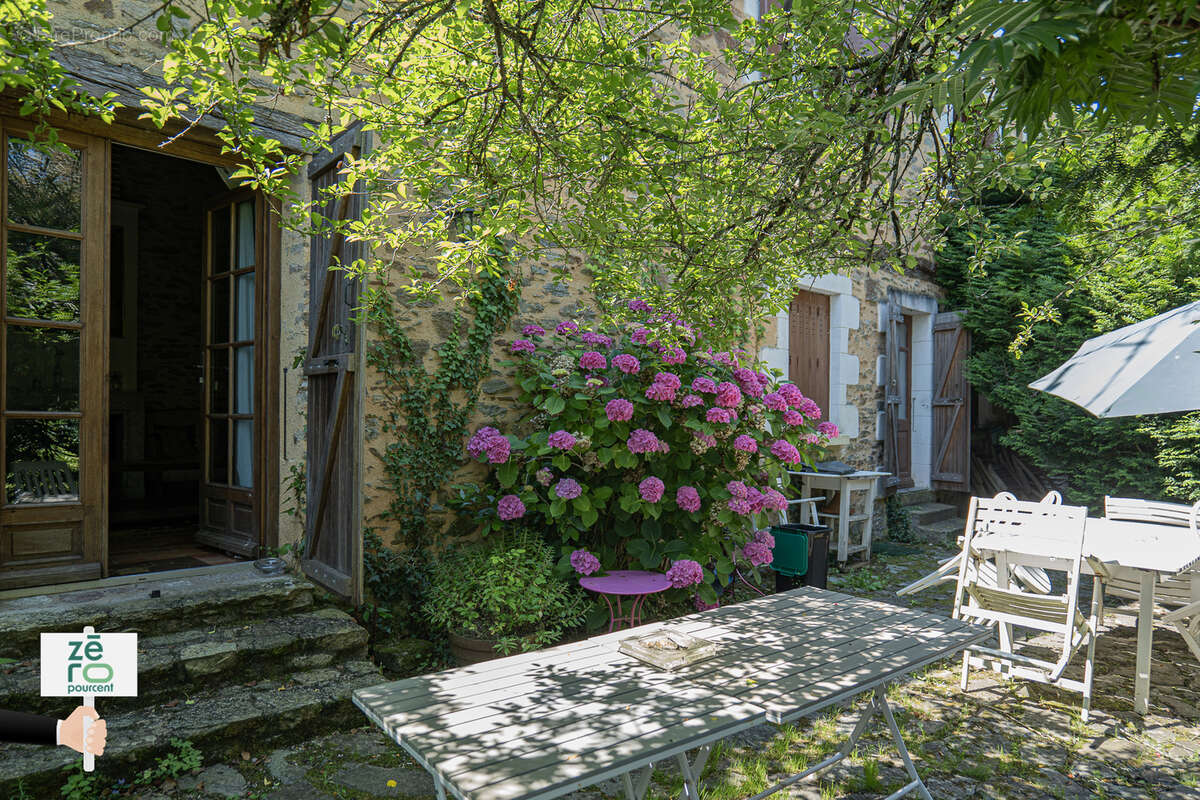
<box><xmin>1104</xmin><ymin>496</ymin><xmax>1200</xmax><ymax>663</ymax></box>
<box><xmin>952</xmin><ymin>495</ymin><xmax>1103</xmax><ymax>721</ymax></box>
<box><xmin>896</xmin><ymin>491</ymin><xmax>1055</xmax><ymax>597</ymax></box>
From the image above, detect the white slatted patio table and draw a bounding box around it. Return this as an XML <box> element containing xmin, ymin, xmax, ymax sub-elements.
<box><xmin>969</xmin><ymin>516</ymin><xmax>1200</xmax><ymax>716</ymax></box>
<box><xmin>353</xmin><ymin>587</ymin><xmax>986</xmax><ymax>800</ymax></box>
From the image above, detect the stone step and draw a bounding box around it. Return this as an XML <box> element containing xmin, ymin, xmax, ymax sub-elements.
<box><xmin>0</xmin><ymin>659</ymin><xmax>383</xmax><ymax>798</ymax></box>
<box><xmin>0</xmin><ymin>608</ymin><xmax>368</xmax><ymax>716</ymax></box>
<box><xmin>895</xmin><ymin>488</ymin><xmax>935</xmax><ymax>508</ymax></box>
<box><xmin>0</xmin><ymin>564</ymin><xmax>314</xmax><ymax>660</ymax></box>
<box><xmin>906</xmin><ymin>502</ymin><xmax>958</xmax><ymax>526</ymax></box>
<box><xmin>917</xmin><ymin>517</ymin><xmax>966</xmax><ymax>541</ymax></box>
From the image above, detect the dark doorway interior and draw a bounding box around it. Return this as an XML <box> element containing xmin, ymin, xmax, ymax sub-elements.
<box><xmin>107</xmin><ymin>145</ymin><xmax>241</xmax><ymax>575</ymax></box>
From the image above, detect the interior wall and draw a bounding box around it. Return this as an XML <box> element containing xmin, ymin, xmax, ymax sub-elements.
<box><xmin>109</xmin><ymin>146</ymin><xmax>226</xmax><ymax>519</ymax></box>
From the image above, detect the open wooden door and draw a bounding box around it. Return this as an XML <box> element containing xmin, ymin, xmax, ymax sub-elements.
<box><xmin>932</xmin><ymin>311</ymin><xmax>971</xmax><ymax>490</ymax></box>
<box><xmin>197</xmin><ymin>190</ymin><xmax>265</xmax><ymax>557</ymax></box>
<box><xmin>302</xmin><ymin>127</ymin><xmax>363</xmax><ymax>603</ymax></box>
<box><xmin>0</xmin><ymin>128</ymin><xmax>108</xmax><ymax>589</ymax></box>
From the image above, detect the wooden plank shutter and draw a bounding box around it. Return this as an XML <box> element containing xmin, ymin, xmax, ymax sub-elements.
<box><xmin>932</xmin><ymin>311</ymin><xmax>971</xmax><ymax>490</ymax></box>
<box><xmin>788</xmin><ymin>291</ymin><xmax>830</xmax><ymax>417</ymax></box>
<box><xmin>302</xmin><ymin>125</ymin><xmax>364</xmax><ymax>603</ymax></box>
<box><xmin>882</xmin><ymin>303</ymin><xmax>901</xmax><ymax>488</ymax></box>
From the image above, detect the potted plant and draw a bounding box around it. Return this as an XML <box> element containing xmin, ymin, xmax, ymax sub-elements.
<box><xmin>425</xmin><ymin>532</ymin><xmax>589</xmax><ymax>665</ymax></box>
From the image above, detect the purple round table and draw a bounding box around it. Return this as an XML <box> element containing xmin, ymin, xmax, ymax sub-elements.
<box><xmin>579</xmin><ymin>570</ymin><xmax>672</xmax><ymax>632</ymax></box>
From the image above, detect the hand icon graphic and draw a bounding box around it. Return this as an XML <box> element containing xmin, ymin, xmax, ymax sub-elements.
<box><xmin>61</xmin><ymin>706</ymin><xmax>106</xmax><ymax>756</ymax></box>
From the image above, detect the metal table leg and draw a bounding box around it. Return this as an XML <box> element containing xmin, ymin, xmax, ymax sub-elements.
<box><xmin>744</xmin><ymin>687</ymin><xmax>932</xmax><ymax>800</ymax></box>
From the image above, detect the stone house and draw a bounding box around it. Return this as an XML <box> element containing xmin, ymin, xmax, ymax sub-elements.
<box><xmin>0</xmin><ymin>0</ymin><xmax>967</xmax><ymax>606</ymax></box>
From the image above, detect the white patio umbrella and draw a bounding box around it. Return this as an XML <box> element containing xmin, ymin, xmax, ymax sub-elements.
<box><xmin>1028</xmin><ymin>299</ymin><xmax>1200</xmax><ymax>417</ymax></box>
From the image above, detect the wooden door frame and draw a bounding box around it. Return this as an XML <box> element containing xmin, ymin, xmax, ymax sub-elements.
<box><xmin>0</xmin><ymin>114</ymin><xmax>282</xmax><ymax>589</ymax></box>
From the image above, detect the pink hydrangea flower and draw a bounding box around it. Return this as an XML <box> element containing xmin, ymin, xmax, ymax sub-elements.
<box><xmin>497</xmin><ymin>494</ymin><xmax>526</xmax><ymax>520</ymax></box>
<box><xmin>645</xmin><ymin>382</ymin><xmax>676</xmax><ymax>402</ymax></box>
<box><xmin>763</xmin><ymin>392</ymin><xmax>787</xmax><ymax>411</ymax></box>
<box><xmin>741</xmin><ymin>540</ymin><xmax>773</xmax><ymax>567</ymax></box>
<box><xmin>745</xmin><ymin>486</ymin><xmax>765</xmax><ymax>512</ymax></box>
<box><xmin>605</xmin><ymin>398</ymin><xmax>634</xmax><ymax>421</ymax></box>
<box><xmin>522</xmin><ymin>324</ymin><xmax>546</xmax><ymax>337</ymax></box>
<box><xmin>726</xmin><ymin>480</ymin><xmax>749</xmax><ymax>498</ymax></box>
<box><xmin>467</xmin><ymin>426</ymin><xmax>501</xmax><ymax>458</ymax></box>
<box><xmin>638</xmin><ymin>476</ymin><xmax>665</xmax><ymax>503</ymax></box>
<box><xmin>579</xmin><ymin>351</ymin><xmax>607</xmax><ymax>370</ymax></box>
<box><xmin>662</xmin><ymin>347</ymin><xmax>687</xmax><ymax>365</ymax></box>
<box><xmin>733</xmin><ymin>434</ymin><xmax>758</xmax><ymax>453</ymax></box>
<box><xmin>548</xmin><ymin>430</ymin><xmax>577</xmax><ymax>449</ymax></box>
<box><xmin>804</xmin><ymin>432</ymin><xmax>822</xmax><ymax>444</ymax></box>
<box><xmin>799</xmin><ymin>398</ymin><xmax>822</xmax><ymax>419</ymax></box>
<box><xmin>581</xmin><ymin>331</ymin><xmax>612</xmax><ymax>348</ymax></box>
<box><xmin>694</xmin><ymin>595</ymin><xmax>719</xmax><ymax>612</ymax></box>
<box><xmin>680</xmin><ymin>393</ymin><xmax>703</xmax><ymax>408</ymax></box>
<box><xmin>676</xmin><ymin>485</ymin><xmax>702</xmax><ymax>512</ymax></box>
<box><xmin>666</xmin><ymin>559</ymin><xmax>704</xmax><ymax>588</ymax></box>
<box><xmin>733</xmin><ymin>367</ymin><xmax>756</xmax><ymax>385</ymax></box>
<box><xmin>715</xmin><ymin>381</ymin><xmax>743</xmax><ymax>408</ymax></box>
<box><xmin>631</xmin><ymin>327</ymin><xmax>650</xmax><ymax>344</ymax></box>
<box><xmin>692</xmin><ymin>377</ymin><xmax>717</xmax><ymax>393</ymax></box>
<box><xmin>570</xmin><ymin>549</ymin><xmax>601</xmax><ymax>575</ymax></box>
<box><xmin>783</xmin><ymin>409</ymin><xmax>804</xmax><ymax>426</ymax></box>
<box><xmin>656</xmin><ymin>440</ymin><xmax>671</xmax><ymax>454</ymax></box>
<box><xmin>612</xmin><ymin>354</ymin><xmax>641</xmax><ymax>374</ymax></box>
<box><xmin>510</xmin><ymin>339</ymin><xmax>536</xmax><ymax>354</ymax></box>
<box><xmin>535</xmin><ymin>468</ymin><xmax>554</xmax><ymax>486</ymax></box>
<box><xmin>779</xmin><ymin>384</ymin><xmax>804</xmax><ymax>407</ymax></box>
<box><xmin>756</xmin><ymin>372</ymin><xmax>772</xmax><ymax>389</ymax></box>
<box><xmin>692</xmin><ymin>432</ymin><xmax>717</xmax><ymax>452</ymax></box>
<box><xmin>752</xmin><ymin>529</ymin><xmax>776</xmax><ymax>548</ymax></box>
<box><xmin>706</xmin><ymin>407</ymin><xmax>732</xmax><ymax>424</ymax></box>
<box><xmin>652</xmin><ymin>371</ymin><xmax>682</xmax><ymax>390</ymax></box>
<box><xmin>555</xmin><ymin>478</ymin><xmax>583</xmax><ymax>499</ymax></box>
<box><xmin>556</xmin><ymin>320</ymin><xmax>579</xmax><ymax>336</ymax></box>
<box><xmin>628</xmin><ymin>299</ymin><xmax>653</xmax><ymax>313</ymax></box>
<box><xmin>485</xmin><ymin>436</ymin><xmax>511</xmax><ymax>464</ymax></box>
<box><xmin>728</xmin><ymin>497</ymin><xmax>754</xmax><ymax>515</ymax></box>
<box><xmin>818</xmin><ymin>421</ymin><xmax>840</xmax><ymax>438</ymax></box>
<box><xmin>760</xmin><ymin>488</ymin><xmax>787</xmax><ymax>512</ymax></box>
<box><xmin>771</xmin><ymin>439</ymin><xmax>803</xmax><ymax>464</ymax></box>
<box><xmin>627</xmin><ymin>428</ymin><xmax>661</xmax><ymax>454</ymax></box>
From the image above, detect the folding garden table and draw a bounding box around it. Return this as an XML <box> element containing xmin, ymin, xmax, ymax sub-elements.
<box><xmin>353</xmin><ymin>587</ymin><xmax>986</xmax><ymax>800</ymax></box>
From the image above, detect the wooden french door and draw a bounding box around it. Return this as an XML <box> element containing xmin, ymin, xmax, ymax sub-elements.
<box><xmin>0</xmin><ymin>127</ymin><xmax>107</xmax><ymax>589</ymax></box>
<box><xmin>198</xmin><ymin>191</ymin><xmax>265</xmax><ymax>557</ymax></box>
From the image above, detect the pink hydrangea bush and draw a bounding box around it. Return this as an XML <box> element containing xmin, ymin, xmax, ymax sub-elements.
<box><xmin>459</xmin><ymin>308</ymin><xmax>828</xmax><ymax>604</ymax></box>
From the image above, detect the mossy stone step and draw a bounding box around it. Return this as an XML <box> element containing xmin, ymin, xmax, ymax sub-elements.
<box><xmin>0</xmin><ymin>564</ymin><xmax>314</xmax><ymax>659</ymax></box>
<box><xmin>0</xmin><ymin>659</ymin><xmax>383</xmax><ymax>798</ymax></box>
<box><xmin>0</xmin><ymin>608</ymin><xmax>368</xmax><ymax>716</ymax></box>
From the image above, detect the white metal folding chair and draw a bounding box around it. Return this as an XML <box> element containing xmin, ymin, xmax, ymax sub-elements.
<box><xmin>896</xmin><ymin>492</ymin><xmax>1054</xmax><ymax>597</ymax></box>
<box><xmin>1104</xmin><ymin>497</ymin><xmax>1200</xmax><ymax>663</ymax></box>
<box><xmin>952</xmin><ymin>496</ymin><xmax>1103</xmax><ymax>720</ymax></box>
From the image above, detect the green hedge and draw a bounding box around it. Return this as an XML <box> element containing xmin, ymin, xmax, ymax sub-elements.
<box><xmin>938</xmin><ymin>189</ymin><xmax>1200</xmax><ymax>509</ymax></box>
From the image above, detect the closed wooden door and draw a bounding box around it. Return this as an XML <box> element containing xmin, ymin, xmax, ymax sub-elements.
<box><xmin>198</xmin><ymin>191</ymin><xmax>264</xmax><ymax>556</ymax></box>
<box><xmin>0</xmin><ymin>128</ymin><xmax>107</xmax><ymax>589</ymax></box>
<box><xmin>788</xmin><ymin>290</ymin><xmax>830</xmax><ymax>417</ymax></box>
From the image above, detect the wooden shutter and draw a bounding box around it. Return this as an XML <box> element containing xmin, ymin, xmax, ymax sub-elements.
<box><xmin>932</xmin><ymin>311</ymin><xmax>971</xmax><ymax>490</ymax></box>
<box><xmin>302</xmin><ymin>125</ymin><xmax>364</xmax><ymax>603</ymax></box>
<box><xmin>788</xmin><ymin>291</ymin><xmax>830</xmax><ymax>417</ymax></box>
<box><xmin>882</xmin><ymin>303</ymin><xmax>901</xmax><ymax>488</ymax></box>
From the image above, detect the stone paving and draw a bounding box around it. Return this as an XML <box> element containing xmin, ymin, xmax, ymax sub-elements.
<box><xmin>115</xmin><ymin>542</ymin><xmax>1200</xmax><ymax>800</ymax></box>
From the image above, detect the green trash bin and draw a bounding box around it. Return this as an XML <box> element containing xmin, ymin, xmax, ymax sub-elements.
<box><xmin>770</xmin><ymin>524</ymin><xmax>809</xmax><ymax>593</ymax></box>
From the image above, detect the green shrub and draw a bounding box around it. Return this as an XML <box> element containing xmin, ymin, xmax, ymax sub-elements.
<box><xmin>425</xmin><ymin>532</ymin><xmax>588</xmax><ymax>654</ymax></box>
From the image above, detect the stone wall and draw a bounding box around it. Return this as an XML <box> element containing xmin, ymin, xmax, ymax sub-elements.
<box><xmin>358</xmin><ymin>249</ymin><xmax>595</xmax><ymax>544</ymax></box>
